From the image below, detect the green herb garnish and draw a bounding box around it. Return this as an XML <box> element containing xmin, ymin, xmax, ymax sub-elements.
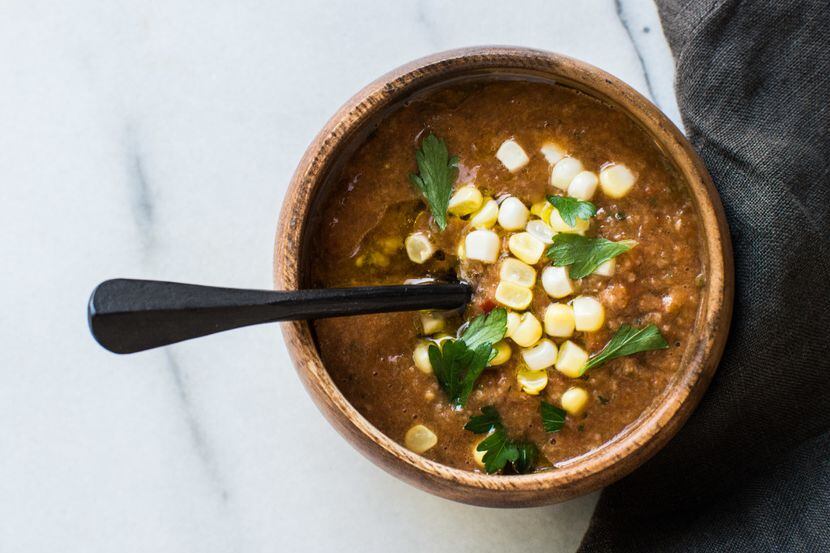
<box><xmin>540</xmin><ymin>401</ymin><xmax>567</xmax><ymax>433</ymax></box>
<box><xmin>546</xmin><ymin>234</ymin><xmax>637</xmax><ymax>279</ymax></box>
<box><xmin>581</xmin><ymin>324</ymin><xmax>669</xmax><ymax>375</ymax></box>
<box><xmin>547</xmin><ymin>195</ymin><xmax>597</xmax><ymax>227</ymax></box>
<box><xmin>465</xmin><ymin>406</ymin><xmax>537</xmax><ymax>474</ymax></box>
<box><xmin>428</xmin><ymin>309</ymin><xmax>507</xmax><ymax>407</ymax></box>
<box><xmin>409</xmin><ymin>133</ymin><xmax>458</xmax><ymax>231</ymax></box>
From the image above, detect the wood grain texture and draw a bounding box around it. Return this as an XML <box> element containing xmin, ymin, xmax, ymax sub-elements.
<box><xmin>273</xmin><ymin>46</ymin><xmax>734</xmax><ymax>507</ymax></box>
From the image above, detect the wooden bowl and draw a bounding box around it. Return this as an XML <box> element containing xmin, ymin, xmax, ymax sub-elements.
<box><xmin>274</xmin><ymin>46</ymin><xmax>733</xmax><ymax>507</ymax></box>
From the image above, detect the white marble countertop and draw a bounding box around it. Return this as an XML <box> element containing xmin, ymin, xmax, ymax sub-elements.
<box><xmin>0</xmin><ymin>1</ymin><xmax>680</xmax><ymax>551</ymax></box>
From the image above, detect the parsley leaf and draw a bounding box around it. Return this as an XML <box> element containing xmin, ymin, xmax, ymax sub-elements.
<box><xmin>540</xmin><ymin>401</ymin><xmax>567</xmax><ymax>432</ymax></box>
<box><xmin>460</xmin><ymin>307</ymin><xmax>508</xmax><ymax>352</ymax></box>
<box><xmin>581</xmin><ymin>324</ymin><xmax>669</xmax><ymax>374</ymax></box>
<box><xmin>429</xmin><ymin>341</ymin><xmax>490</xmax><ymax>408</ymax></box>
<box><xmin>409</xmin><ymin>133</ymin><xmax>458</xmax><ymax>231</ymax></box>
<box><xmin>547</xmin><ymin>195</ymin><xmax>597</xmax><ymax>227</ymax></box>
<box><xmin>546</xmin><ymin>234</ymin><xmax>637</xmax><ymax>279</ymax></box>
<box><xmin>465</xmin><ymin>406</ymin><xmax>537</xmax><ymax>474</ymax></box>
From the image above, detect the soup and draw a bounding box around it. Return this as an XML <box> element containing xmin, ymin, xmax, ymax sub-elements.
<box><xmin>306</xmin><ymin>79</ymin><xmax>703</xmax><ymax>474</ymax></box>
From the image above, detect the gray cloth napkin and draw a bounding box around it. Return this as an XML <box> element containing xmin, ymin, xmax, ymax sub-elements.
<box><xmin>578</xmin><ymin>1</ymin><xmax>830</xmax><ymax>550</ymax></box>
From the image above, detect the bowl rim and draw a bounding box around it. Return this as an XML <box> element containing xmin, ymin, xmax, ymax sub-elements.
<box><xmin>274</xmin><ymin>46</ymin><xmax>734</xmax><ymax>507</ymax></box>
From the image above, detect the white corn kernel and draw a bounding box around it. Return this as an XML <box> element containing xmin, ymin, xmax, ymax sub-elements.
<box><xmin>500</xmin><ymin>257</ymin><xmax>537</xmax><ymax>288</ymax></box>
<box><xmin>549</xmin><ymin>208</ymin><xmax>590</xmax><ymax>234</ymax></box>
<box><xmin>518</xmin><ymin>367</ymin><xmax>549</xmax><ymax>395</ymax></box>
<box><xmin>419</xmin><ymin>311</ymin><xmax>444</xmax><ymax>335</ymax></box>
<box><xmin>495</xmin><ymin>281</ymin><xmax>533</xmax><ymax>310</ymax></box>
<box><xmin>505</xmin><ymin>311</ymin><xmax>521</xmax><ymax>338</ymax></box>
<box><xmin>413</xmin><ymin>341</ymin><xmax>433</xmax><ymax>374</ymax></box>
<box><xmin>465</xmin><ymin>230</ymin><xmax>501</xmax><ymax>263</ymax></box>
<box><xmin>541</xmin><ymin>266</ymin><xmax>574</xmax><ymax>298</ymax></box>
<box><xmin>540</xmin><ymin>142</ymin><xmax>565</xmax><ymax>165</ymax></box>
<box><xmin>544</xmin><ymin>303</ymin><xmax>576</xmax><ymax>338</ymax></box>
<box><xmin>572</xmin><ymin>296</ymin><xmax>605</xmax><ymax>332</ymax></box>
<box><xmin>508</xmin><ymin>232</ymin><xmax>545</xmax><ymax>265</ymax></box>
<box><xmin>405</xmin><ymin>233</ymin><xmax>435</xmax><ymax>264</ymax></box>
<box><xmin>550</xmin><ymin>157</ymin><xmax>584</xmax><ymax>190</ymax></box>
<box><xmin>555</xmin><ymin>341</ymin><xmax>589</xmax><ymax>378</ymax></box>
<box><xmin>448</xmin><ymin>184</ymin><xmax>484</xmax><ymax>216</ymax></box>
<box><xmin>600</xmin><ymin>164</ymin><xmax>636</xmax><ymax>198</ymax></box>
<box><xmin>405</xmin><ymin>424</ymin><xmax>438</xmax><ymax>453</ymax></box>
<box><xmin>488</xmin><ymin>341</ymin><xmax>512</xmax><ymax>366</ymax></box>
<box><xmin>521</xmin><ymin>339</ymin><xmax>559</xmax><ymax>371</ymax></box>
<box><xmin>470</xmin><ymin>198</ymin><xmax>499</xmax><ymax>229</ymax></box>
<box><xmin>593</xmin><ymin>258</ymin><xmax>616</xmax><ymax>277</ymax></box>
<box><xmin>510</xmin><ymin>312</ymin><xmax>543</xmax><ymax>347</ymax></box>
<box><xmin>496</xmin><ymin>139</ymin><xmax>530</xmax><ymax>173</ymax></box>
<box><xmin>525</xmin><ymin>219</ymin><xmax>556</xmax><ymax>244</ymax></box>
<box><xmin>561</xmin><ymin>387</ymin><xmax>590</xmax><ymax>415</ymax></box>
<box><xmin>567</xmin><ymin>171</ymin><xmax>599</xmax><ymax>201</ymax></box>
<box><xmin>497</xmin><ymin>196</ymin><xmax>530</xmax><ymax>230</ymax></box>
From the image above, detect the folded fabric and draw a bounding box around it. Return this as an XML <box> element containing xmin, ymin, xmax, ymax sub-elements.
<box><xmin>579</xmin><ymin>0</ymin><xmax>830</xmax><ymax>550</ymax></box>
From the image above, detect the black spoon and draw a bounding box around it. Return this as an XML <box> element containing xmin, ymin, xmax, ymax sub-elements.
<box><xmin>88</xmin><ymin>278</ymin><xmax>472</xmax><ymax>354</ymax></box>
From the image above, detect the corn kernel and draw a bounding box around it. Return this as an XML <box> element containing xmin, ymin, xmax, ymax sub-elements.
<box><xmin>499</xmin><ymin>257</ymin><xmax>537</xmax><ymax>288</ymax></box>
<box><xmin>495</xmin><ymin>281</ymin><xmax>533</xmax><ymax>310</ymax></box>
<box><xmin>572</xmin><ymin>296</ymin><xmax>605</xmax><ymax>332</ymax></box>
<box><xmin>525</xmin><ymin>219</ymin><xmax>555</xmax><ymax>244</ymax></box>
<box><xmin>510</xmin><ymin>312</ymin><xmax>543</xmax><ymax>347</ymax></box>
<box><xmin>405</xmin><ymin>233</ymin><xmax>435</xmax><ymax>264</ymax></box>
<box><xmin>430</xmin><ymin>334</ymin><xmax>453</xmax><ymax>348</ymax></box>
<box><xmin>540</xmin><ymin>142</ymin><xmax>565</xmax><ymax>165</ymax></box>
<box><xmin>470</xmin><ymin>198</ymin><xmax>499</xmax><ymax>229</ymax></box>
<box><xmin>600</xmin><ymin>164</ymin><xmax>636</xmax><ymax>198</ymax></box>
<box><xmin>549</xmin><ymin>208</ymin><xmax>590</xmax><ymax>234</ymax></box>
<box><xmin>555</xmin><ymin>340</ymin><xmax>589</xmax><ymax>378</ymax></box>
<box><xmin>496</xmin><ymin>139</ymin><xmax>530</xmax><ymax>173</ymax></box>
<box><xmin>593</xmin><ymin>258</ymin><xmax>615</xmax><ymax>277</ymax></box>
<box><xmin>551</xmin><ymin>157</ymin><xmax>583</xmax><ymax>190</ymax></box>
<box><xmin>456</xmin><ymin>240</ymin><xmax>466</xmax><ymax>260</ymax></box>
<box><xmin>419</xmin><ymin>311</ymin><xmax>445</xmax><ymax>335</ymax></box>
<box><xmin>521</xmin><ymin>339</ymin><xmax>558</xmax><ymax>371</ymax></box>
<box><xmin>508</xmin><ymin>232</ymin><xmax>545</xmax><ymax>265</ymax></box>
<box><xmin>518</xmin><ymin>367</ymin><xmax>549</xmax><ymax>395</ymax></box>
<box><xmin>472</xmin><ymin>439</ymin><xmax>486</xmax><ymax>467</ymax></box>
<box><xmin>448</xmin><ymin>184</ymin><xmax>484</xmax><ymax>216</ymax></box>
<box><xmin>567</xmin><ymin>171</ymin><xmax>598</xmax><ymax>201</ymax></box>
<box><xmin>505</xmin><ymin>311</ymin><xmax>521</xmax><ymax>337</ymax></box>
<box><xmin>405</xmin><ymin>424</ymin><xmax>438</xmax><ymax>453</ymax></box>
<box><xmin>544</xmin><ymin>303</ymin><xmax>576</xmax><ymax>338</ymax></box>
<box><xmin>561</xmin><ymin>387</ymin><xmax>590</xmax><ymax>415</ymax></box>
<box><xmin>488</xmin><ymin>341</ymin><xmax>512</xmax><ymax>366</ymax></box>
<box><xmin>530</xmin><ymin>200</ymin><xmax>553</xmax><ymax>223</ymax></box>
<box><xmin>498</xmin><ymin>197</ymin><xmax>530</xmax><ymax>230</ymax></box>
<box><xmin>465</xmin><ymin>230</ymin><xmax>501</xmax><ymax>263</ymax></box>
<box><xmin>541</xmin><ymin>266</ymin><xmax>574</xmax><ymax>299</ymax></box>
<box><xmin>378</xmin><ymin>236</ymin><xmax>403</xmax><ymax>254</ymax></box>
<box><xmin>413</xmin><ymin>341</ymin><xmax>433</xmax><ymax>374</ymax></box>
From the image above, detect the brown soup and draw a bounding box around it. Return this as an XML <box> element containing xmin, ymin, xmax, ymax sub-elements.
<box><xmin>306</xmin><ymin>79</ymin><xmax>703</xmax><ymax>474</ymax></box>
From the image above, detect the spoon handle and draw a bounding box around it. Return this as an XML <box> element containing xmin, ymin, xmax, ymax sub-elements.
<box><xmin>88</xmin><ymin>278</ymin><xmax>471</xmax><ymax>354</ymax></box>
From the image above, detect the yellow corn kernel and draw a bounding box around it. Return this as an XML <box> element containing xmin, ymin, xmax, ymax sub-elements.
<box><xmin>510</xmin><ymin>312</ymin><xmax>543</xmax><ymax>347</ymax></box>
<box><xmin>508</xmin><ymin>232</ymin><xmax>545</xmax><ymax>265</ymax></box>
<box><xmin>448</xmin><ymin>184</ymin><xmax>484</xmax><ymax>216</ymax></box>
<box><xmin>549</xmin><ymin>208</ymin><xmax>590</xmax><ymax>235</ymax></box>
<box><xmin>405</xmin><ymin>233</ymin><xmax>435</xmax><ymax>264</ymax></box>
<box><xmin>369</xmin><ymin>251</ymin><xmax>390</xmax><ymax>267</ymax></box>
<box><xmin>544</xmin><ymin>303</ymin><xmax>576</xmax><ymax>338</ymax></box>
<box><xmin>472</xmin><ymin>438</ymin><xmax>486</xmax><ymax>467</ymax></box>
<box><xmin>499</xmin><ymin>257</ymin><xmax>537</xmax><ymax>288</ymax></box>
<box><xmin>469</xmin><ymin>197</ymin><xmax>499</xmax><ymax>229</ymax></box>
<box><xmin>530</xmin><ymin>200</ymin><xmax>553</xmax><ymax>223</ymax></box>
<box><xmin>561</xmin><ymin>387</ymin><xmax>590</xmax><ymax>416</ymax></box>
<box><xmin>593</xmin><ymin>258</ymin><xmax>615</xmax><ymax>277</ymax></box>
<box><xmin>521</xmin><ymin>339</ymin><xmax>558</xmax><ymax>371</ymax></box>
<box><xmin>419</xmin><ymin>311</ymin><xmax>445</xmax><ymax>335</ymax></box>
<box><xmin>518</xmin><ymin>367</ymin><xmax>549</xmax><ymax>395</ymax></box>
<box><xmin>488</xmin><ymin>341</ymin><xmax>512</xmax><ymax>366</ymax></box>
<box><xmin>495</xmin><ymin>281</ymin><xmax>533</xmax><ymax>310</ymax></box>
<box><xmin>413</xmin><ymin>341</ymin><xmax>433</xmax><ymax>374</ymax></box>
<box><xmin>378</xmin><ymin>236</ymin><xmax>403</xmax><ymax>255</ymax></box>
<box><xmin>572</xmin><ymin>296</ymin><xmax>605</xmax><ymax>332</ymax></box>
<box><xmin>600</xmin><ymin>164</ymin><xmax>636</xmax><ymax>198</ymax></box>
<box><xmin>405</xmin><ymin>424</ymin><xmax>438</xmax><ymax>453</ymax></box>
<box><xmin>456</xmin><ymin>240</ymin><xmax>466</xmax><ymax>260</ymax></box>
<box><xmin>355</xmin><ymin>254</ymin><xmax>366</xmax><ymax>267</ymax></box>
<box><xmin>505</xmin><ymin>311</ymin><xmax>521</xmax><ymax>338</ymax></box>
<box><xmin>555</xmin><ymin>340</ymin><xmax>589</xmax><ymax>378</ymax></box>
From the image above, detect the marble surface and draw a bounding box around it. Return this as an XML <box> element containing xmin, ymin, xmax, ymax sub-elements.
<box><xmin>0</xmin><ymin>1</ymin><xmax>680</xmax><ymax>551</ymax></box>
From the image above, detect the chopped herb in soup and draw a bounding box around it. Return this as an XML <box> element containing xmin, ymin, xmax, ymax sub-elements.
<box><xmin>307</xmin><ymin>80</ymin><xmax>703</xmax><ymax>474</ymax></box>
